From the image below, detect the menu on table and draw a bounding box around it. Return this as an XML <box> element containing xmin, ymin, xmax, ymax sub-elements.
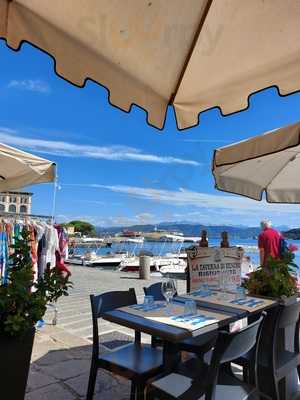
<box><xmin>120</xmin><ymin>301</ymin><xmax>229</xmax><ymax>333</ymax></box>
<box><xmin>182</xmin><ymin>290</ymin><xmax>276</xmax><ymax>312</ymax></box>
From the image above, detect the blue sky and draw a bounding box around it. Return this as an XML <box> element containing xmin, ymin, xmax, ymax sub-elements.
<box><xmin>1</xmin><ymin>40</ymin><xmax>300</xmax><ymax>228</ymax></box>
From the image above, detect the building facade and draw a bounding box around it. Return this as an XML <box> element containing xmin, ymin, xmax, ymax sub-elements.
<box><xmin>0</xmin><ymin>191</ymin><xmax>33</xmax><ymax>214</ymax></box>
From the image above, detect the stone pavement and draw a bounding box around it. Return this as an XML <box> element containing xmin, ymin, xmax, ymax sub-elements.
<box><xmin>27</xmin><ymin>325</ymin><xmax>131</xmax><ymax>400</ymax></box>
<box><xmin>26</xmin><ymin>265</ymin><xmax>186</xmax><ymax>399</ymax></box>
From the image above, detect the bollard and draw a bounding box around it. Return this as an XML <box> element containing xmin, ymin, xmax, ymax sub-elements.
<box><xmin>139</xmin><ymin>256</ymin><xmax>151</xmax><ymax>280</ymax></box>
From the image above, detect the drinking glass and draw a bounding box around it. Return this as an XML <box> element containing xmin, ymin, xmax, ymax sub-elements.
<box><xmin>235</xmin><ymin>286</ymin><xmax>246</xmax><ymax>301</ymax></box>
<box><xmin>218</xmin><ymin>270</ymin><xmax>230</xmax><ymax>300</ymax></box>
<box><xmin>143</xmin><ymin>295</ymin><xmax>154</xmax><ymax>311</ymax></box>
<box><xmin>184</xmin><ymin>299</ymin><xmax>197</xmax><ymax>317</ymax></box>
<box><xmin>161</xmin><ymin>279</ymin><xmax>176</xmax><ymax>313</ymax></box>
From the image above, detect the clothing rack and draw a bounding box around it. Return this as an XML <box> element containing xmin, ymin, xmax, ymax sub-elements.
<box><xmin>0</xmin><ymin>212</ymin><xmax>53</xmax><ymax>221</ymax></box>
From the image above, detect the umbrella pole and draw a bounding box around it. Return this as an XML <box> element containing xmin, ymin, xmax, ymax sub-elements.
<box><xmin>51</xmin><ymin>166</ymin><xmax>58</xmax><ymax>223</ymax></box>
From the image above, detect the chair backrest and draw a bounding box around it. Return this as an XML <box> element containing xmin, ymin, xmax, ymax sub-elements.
<box><xmin>205</xmin><ymin>313</ymin><xmax>265</xmax><ymax>396</ymax></box>
<box><xmin>277</xmin><ymin>301</ymin><xmax>300</xmax><ymax>329</ymax></box>
<box><xmin>273</xmin><ymin>301</ymin><xmax>300</xmax><ymax>361</ymax></box>
<box><xmin>218</xmin><ymin>314</ymin><xmax>265</xmax><ymax>364</ymax></box>
<box><xmin>143</xmin><ymin>282</ymin><xmax>165</xmax><ymax>301</ymax></box>
<box><xmin>143</xmin><ymin>281</ymin><xmax>178</xmax><ymax>301</ymax></box>
<box><xmin>90</xmin><ymin>288</ymin><xmax>137</xmax><ymax>357</ymax></box>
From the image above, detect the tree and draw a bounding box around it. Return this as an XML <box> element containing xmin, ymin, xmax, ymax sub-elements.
<box><xmin>67</xmin><ymin>220</ymin><xmax>96</xmax><ymax>236</ymax></box>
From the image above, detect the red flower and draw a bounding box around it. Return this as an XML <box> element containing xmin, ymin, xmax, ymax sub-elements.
<box><xmin>288</xmin><ymin>244</ymin><xmax>298</xmax><ymax>253</ymax></box>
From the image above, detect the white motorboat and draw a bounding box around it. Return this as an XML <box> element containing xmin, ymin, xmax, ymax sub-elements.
<box><xmin>159</xmin><ymin>234</ymin><xmax>184</xmax><ymax>242</ymax></box>
<box><xmin>119</xmin><ymin>237</ymin><xmax>144</xmax><ymax>244</ymax></box>
<box><xmin>164</xmin><ymin>251</ymin><xmax>187</xmax><ymax>261</ymax></box>
<box><xmin>81</xmin><ymin>237</ymin><xmax>104</xmax><ymax>243</ymax></box>
<box><xmin>83</xmin><ymin>251</ymin><xmax>126</xmax><ymax>268</ymax></box>
<box><xmin>160</xmin><ymin>261</ymin><xmax>187</xmax><ymax>279</ymax></box>
<box><xmin>65</xmin><ymin>254</ymin><xmax>85</xmax><ymax>265</ymax></box>
<box><xmin>119</xmin><ymin>255</ymin><xmax>159</xmax><ymax>272</ymax></box>
<box><xmin>119</xmin><ymin>254</ymin><xmax>187</xmax><ymax>273</ymax></box>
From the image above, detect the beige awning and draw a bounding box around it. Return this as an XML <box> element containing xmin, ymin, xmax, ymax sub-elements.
<box><xmin>0</xmin><ymin>142</ymin><xmax>56</xmax><ymax>191</ymax></box>
<box><xmin>1</xmin><ymin>0</ymin><xmax>300</xmax><ymax>129</ymax></box>
<box><xmin>212</xmin><ymin>121</ymin><xmax>300</xmax><ymax>203</ymax></box>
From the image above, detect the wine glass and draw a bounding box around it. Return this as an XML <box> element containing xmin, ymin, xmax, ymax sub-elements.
<box><xmin>161</xmin><ymin>279</ymin><xmax>176</xmax><ymax>313</ymax></box>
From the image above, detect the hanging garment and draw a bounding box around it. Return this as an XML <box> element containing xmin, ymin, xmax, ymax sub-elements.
<box><xmin>55</xmin><ymin>225</ymin><xmax>69</xmax><ymax>259</ymax></box>
<box><xmin>28</xmin><ymin>224</ymin><xmax>38</xmax><ymax>281</ymax></box>
<box><xmin>55</xmin><ymin>250</ymin><xmax>71</xmax><ymax>277</ymax></box>
<box><xmin>42</xmin><ymin>225</ymin><xmax>59</xmax><ymax>268</ymax></box>
<box><xmin>0</xmin><ymin>230</ymin><xmax>9</xmax><ymax>284</ymax></box>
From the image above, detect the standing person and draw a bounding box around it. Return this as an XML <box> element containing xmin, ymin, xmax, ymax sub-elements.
<box><xmin>258</xmin><ymin>219</ymin><xmax>282</xmax><ymax>266</ymax></box>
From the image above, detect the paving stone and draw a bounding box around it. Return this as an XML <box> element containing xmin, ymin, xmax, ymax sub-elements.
<box><xmin>26</xmin><ymin>367</ymin><xmax>58</xmax><ymax>392</ymax></box>
<box><xmin>68</xmin><ymin>344</ymin><xmax>107</xmax><ymax>360</ymax></box>
<box><xmin>31</xmin><ymin>340</ymin><xmax>66</xmax><ymax>362</ymax></box>
<box><xmin>98</xmin><ymin>330</ymin><xmax>133</xmax><ymax>350</ymax></box>
<box><xmin>69</xmin><ymin>326</ymin><xmax>93</xmax><ymax>338</ymax></box>
<box><xmin>65</xmin><ymin>370</ymin><xmax>122</xmax><ymax>397</ymax></box>
<box><xmin>50</xmin><ymin>330</ymin><xmax>91</xmax><ymax>347</ymax></box>
<box><xmin>35</xmin><ymin>348</ymin><xmax>74</xmax><ymax>366</ymax></box>
<box><xmin>42</xmin><ymin>359</ymin><xmax>91</xmax><ymax>381</ymax></box>
<box><xmin>62</xmin><ymin>320</ymin><xmax>93</xmax><ymax>330</ymax></box>
<box><xmin>25</xmin><ymin>383</ymin><xmax>76</xmax><ymax>400</ymax></box>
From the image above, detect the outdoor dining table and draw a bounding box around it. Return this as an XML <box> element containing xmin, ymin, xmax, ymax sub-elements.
<box><xmin>102</xmin><ymin>291</ymin><xmax>277</xmax><ymax>371</ymax></box>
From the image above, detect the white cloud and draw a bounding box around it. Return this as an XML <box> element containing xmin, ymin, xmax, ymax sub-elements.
<box><xmin>0</xmin><ymin>129</ymin><xmax>200</xmax><ymax>166</ymax></box>
<box><xmin>7</xmin><ymin>79</ymin><xmax>50</xmax><ymax>93</ymax></box>
<box><xmin>64</xmin><ymin>183</ymin><xmax>300</xmax><ymax>215</ymax></box>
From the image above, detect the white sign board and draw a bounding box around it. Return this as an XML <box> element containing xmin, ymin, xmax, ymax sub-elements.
<box><xmin>187</xmin><ymin>246</ymin><xmax>244</xmax><ymax>292</ymax></box>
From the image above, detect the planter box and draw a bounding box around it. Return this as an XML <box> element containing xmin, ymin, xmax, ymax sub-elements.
<box><xmin>0</xmin><ymin>328</ymin><xmax>35</xmax><ymax>400</ymax></box>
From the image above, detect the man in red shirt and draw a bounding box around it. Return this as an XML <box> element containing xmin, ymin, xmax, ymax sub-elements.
<box><xmin>258</xmin><ymin>219</ymin><xmax>282</xmax><ymax>266</ymax></box>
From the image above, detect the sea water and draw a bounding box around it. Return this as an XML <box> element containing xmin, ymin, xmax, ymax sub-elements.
<box><xmin>71</xmin><ymin>238</ymin><xmax>300</xmax><ymax>267</ymax></box>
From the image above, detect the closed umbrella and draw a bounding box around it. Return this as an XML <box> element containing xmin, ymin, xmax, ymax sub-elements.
<box><xmin>1</xmin><ymin>0</ymin><xmax>300</xmax><ymax>129</ymax></box>
<box><xmin>212</xmin><ymin>121</ymin><xmax>300</xmax><ymax>203</ymax></box>
<box><xmin>0</xmin><ymin>142</ymin><xmax>55</xmax><ymax>191</ymax></box>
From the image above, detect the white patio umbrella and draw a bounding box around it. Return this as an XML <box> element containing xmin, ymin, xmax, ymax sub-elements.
<box><xmin>1</xmin><ymin>0</ymin><xmax>300</xmax><ymax>129</ymax></box>
<box><xmin>0</xmin><ymin>142</ymin><xmax>56</xmax><ymax>191</ymax></box>
<box><xmin>212</xmin><ymin>121</ymin><xmax>300</xmax><ymax>203</ymax></box>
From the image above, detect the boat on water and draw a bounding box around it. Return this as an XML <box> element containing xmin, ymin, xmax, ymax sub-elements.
<box><xmin>66</xmin><ymin>249</ymin><xmax>128</xmax><ymax>268</ymax></box>
<box><xmin>119</xmin><ymin>253</ymin><xmax>187</xmax><ymax>273</ymax></box>
<box><xmin>118</xmin><ymin>237</ymin><xmax>144</xmax><ymax>244</ymax></box>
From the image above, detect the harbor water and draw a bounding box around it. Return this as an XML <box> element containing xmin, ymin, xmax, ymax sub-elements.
<box><xmin>69</xmin><ymin>238</ymin><xmax>300</xmax><ymax>268</ymax></box>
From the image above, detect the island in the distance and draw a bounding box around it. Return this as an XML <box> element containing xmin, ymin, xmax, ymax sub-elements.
<box><xmin>283</xmin><ymin>228</ymin><xmax>300</xmax><ymax>240</ymax></box>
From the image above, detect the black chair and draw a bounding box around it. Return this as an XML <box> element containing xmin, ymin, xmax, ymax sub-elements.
<box><xmin>144</xmin><ymin>282</ymin><xmax>217</xmax><ymax>356</ymax></box>
<box><xmin>86</xmin><ymin>288</ymin><xmax>164</xmax><ymax>400</ymax></box>
<box><xmin>234</xmin><ymin>301</ymin><xmax>300</xmax><ymax>400</ymax></box>
<box><xmin>146</xmin><ymin>314</ymin><xmax>265</xmax><ymax>400</ymax></box>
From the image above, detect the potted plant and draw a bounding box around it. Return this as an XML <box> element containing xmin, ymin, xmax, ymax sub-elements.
<box><xmin>242</xmin><ymin>243</ymin><xmax>298</xmax><ymax>301</ymax></box>
<box><xmin>0</xmin><ymin>227</ymin><xmax>72</xmax><ymax>400</ymax></box>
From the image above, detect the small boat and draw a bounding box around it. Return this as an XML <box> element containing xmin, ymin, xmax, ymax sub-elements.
<box><xmin>119</xmin><ymin>255</ymin><xmax>159</xmax><ymax>272</ymax></box>
<box><xmin>119</xmin><ymin>254</ymin><xmax>186</xmax><ymax>273</ymax></box>
<box><xmin>159</xmin><ymin>234</ymin><xmax>184</xmax><ymax>242</ymax></box>
<box><xmin>160</xmin><ymin>262</ymin><xmax>187</xmax><ymax>279</ymax></box>
<box><xmin>119</xmin><ymin>237</ymin><xmax>144</xmax><ymax>244</ymax></box>
<box><xmin>83</xmin><ymin>251</ymin><xmax>125</xmax><ymax>268</ymax></box>
<box><xmin>65</xmin><ymin>254</ymin><xmax>85</xmax><ymax>265</ymax></box>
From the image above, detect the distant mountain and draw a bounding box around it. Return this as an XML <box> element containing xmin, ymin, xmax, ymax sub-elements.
<box><xmin>282</xmin><ymin>228</ymin><xmax>300</xmax><ymax>240</ymax></box>
<box><xmin>96</xmin><ymin>223</ymin><xmax>263</xmax><ymax>239</ymax></box>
